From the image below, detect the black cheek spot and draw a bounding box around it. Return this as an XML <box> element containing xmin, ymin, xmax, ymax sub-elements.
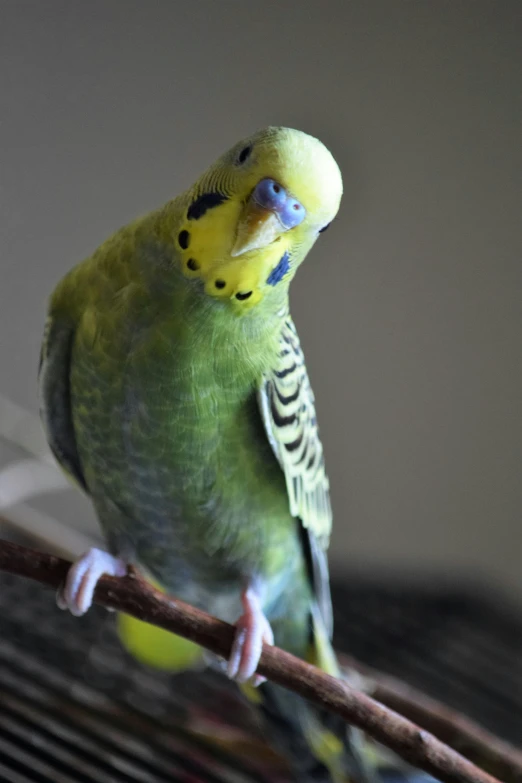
<box><xmin>187</xmin><ymin>258</ymin><xmax>199</xmax><ymax>271</ymax></box>
<box><xmin>188</xmin><ymin>192</ymin><xmax>228</xmax><ymax>220</ymax></box>
<box><xmin>178</xmin><ymin>230</ymin><xmax>190</xmax><ymax>249</ymax></box>
<box><xmin>319</xmin><ymin>222</ymin><xmax>331</xmax><ymax>234</ymax></box>
<box><xmin>215</xmin><ymin>280</ymin><xmax>226</xmax><ymax>289</ymax></box>
<box><xmin>235</xmin><ymin>291</ymin><xmax>252</xmax><ymax>301</ymax></box>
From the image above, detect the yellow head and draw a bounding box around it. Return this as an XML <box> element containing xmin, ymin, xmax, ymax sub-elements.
<box><xmin>174</xmin><ymin>127</ymin><xmax>343</xmax><ymax>311</ymax></box>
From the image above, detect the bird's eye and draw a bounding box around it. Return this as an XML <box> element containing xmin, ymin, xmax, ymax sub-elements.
<box><xmin>237</xmin><ymin>145</ymin><xmax>252</xmax><ymax>164</ymax></box>
<box><xmin>319</xmin><ymin>222</ymin><xmax>331</xmax><ymax>234</ymax></box>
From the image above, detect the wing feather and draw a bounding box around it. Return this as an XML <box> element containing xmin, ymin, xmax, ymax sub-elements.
<box><xmin>258</xmin><ymin>316</ymin><xmax>333</xmax><ymax>635</ymax></box>
<box><xmin>38</xmin><ymin>316</ymin><xmax>87</xmax><ymax>492</ymax></box>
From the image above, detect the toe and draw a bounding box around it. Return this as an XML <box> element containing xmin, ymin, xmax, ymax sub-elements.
<box><xmin>235</xmin><ymin>623</ymin><xmax>264</xmax><ymax>683</ymax></box>
<box><xmin>227</xmin><ymin>589</ymin><xmax>274</xmax><ymax>684</ymax></box>
<box><xmin>251</xmin><ymin>673</ymin><xmax>267</xmax><ymax>687</ymax></box>
<box><xmin>65</xmin><ymin>553</ymin><xmax>94</xmax><ymax>616</ymax></box>
<box><xmin>56</xmin><ymin>549</ymin><xmax>126</xmax><ymax>616</ymax></box>
<box><xmin>227</xmin><ymin>627</ymin><xmax>247</xmax><ymax>680</ymax></box>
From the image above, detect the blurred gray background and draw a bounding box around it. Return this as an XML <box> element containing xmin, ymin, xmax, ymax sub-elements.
<box><xmin>1</xmin><ymin>2</ymin><xmax>520</xmax><ymax>601</ymax></box>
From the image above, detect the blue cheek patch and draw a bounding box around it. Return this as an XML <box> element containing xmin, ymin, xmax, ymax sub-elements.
<box><xmin>267</xmin><ymin>252</ymin><xmax>291</xmax><ymax>286</ymax></box>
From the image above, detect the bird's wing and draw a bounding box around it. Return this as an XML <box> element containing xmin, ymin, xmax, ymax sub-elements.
<box><xmin>38</xmin><ymin>315</ymin><xmax>87</xmax><ymax>492</ymax></box>
<box><xmin>257</xmin><ymin>316</ymin><xmax>333</xmax><ymax>635</ymax></box>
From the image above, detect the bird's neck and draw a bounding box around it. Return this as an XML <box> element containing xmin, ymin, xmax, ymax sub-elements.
<box><xmin>175</xmin><ymin>275</ymin><xmax>288</xmax><ymax>382</ymax></box>
<box><xmin>132</xmin><ymin>210</ymin><xmax>290</xmax><ymax>378</ymax></box>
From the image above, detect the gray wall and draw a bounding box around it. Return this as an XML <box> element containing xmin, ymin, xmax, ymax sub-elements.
<box><xmin>1</xmin><ymin>2</ymin><xmax>521</xmax><ymax>599</ymax></box>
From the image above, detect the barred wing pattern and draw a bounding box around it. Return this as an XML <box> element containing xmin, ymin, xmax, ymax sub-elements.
<box><xmin>258</xmin><ymin>317</ymin><xmax>333</xmax><ymax>634</ymax></box>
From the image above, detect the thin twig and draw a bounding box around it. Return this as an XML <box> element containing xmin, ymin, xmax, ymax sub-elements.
<box><xmin>339</xmin><ymin>655</ymin><xmax>522</xmax><ymax>783</ymax></box>
<box><xmin>0</xmin><ymin>539</ymin><xmax>508</xmax><ymax>783</ymax></box>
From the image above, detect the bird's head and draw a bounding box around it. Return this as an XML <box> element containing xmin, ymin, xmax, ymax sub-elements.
<box><xmin>174</xmin><ymin>127</ymin><xmax>343</xmax><ymax>311</ymax></box>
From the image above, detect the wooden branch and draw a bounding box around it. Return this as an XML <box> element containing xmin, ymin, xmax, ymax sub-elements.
<box><xmin>339</xmin><ymin>655</ymin><xmax>522</xmax><ymax>783</ymax></box>
<box><xmin>0</xmin><ymin>539</ymin><xmax>510</xmax><ymax>783</ymax></box>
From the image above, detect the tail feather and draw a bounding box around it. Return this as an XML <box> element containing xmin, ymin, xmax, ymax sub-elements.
<box><xmin>239</xmin><ymin>603</ymin><xmax>376</xmax><ymax>783</ymax></box>
<box><xmin>245</xmin><ymin>677</ymin><xmax>375</xmax><ymax>783</ymax></box>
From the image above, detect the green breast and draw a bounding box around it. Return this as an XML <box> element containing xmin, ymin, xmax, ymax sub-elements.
<box><xmin>71</xmin><ymin>262</ymin><xmax>299</xmax><ymax>595</ymax></box>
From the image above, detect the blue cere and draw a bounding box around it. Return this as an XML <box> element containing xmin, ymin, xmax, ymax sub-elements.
<box><xmin>267</xmin><ymin>252</ymin><xmax>291</xmax><ymax>286</ymax></box>
<box><xmin>252</xmin><ymin>178</ymin><xmax>306</xmax><ymax>229</ymax></box>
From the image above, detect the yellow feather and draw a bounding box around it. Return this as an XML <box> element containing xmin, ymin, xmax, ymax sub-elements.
<box><xmin>117</xmin><ymin>612</ymin><xmax>203</xmax><ymax>671</ymax></box>
<box><xmin>116</xmin><ymin>573</ymin><xmax>203</xmax><ymax>671</ymax></box>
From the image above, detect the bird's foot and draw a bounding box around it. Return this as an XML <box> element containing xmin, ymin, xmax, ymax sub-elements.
<box><xmin>227</xmin><ymin>587</ymin><xmax>274</xmax><ymax>686</ymax></box>
<box><xmin>56</xmin><ymin>548</ymin><xmax>127</xmax><ymax>617</ymax></box>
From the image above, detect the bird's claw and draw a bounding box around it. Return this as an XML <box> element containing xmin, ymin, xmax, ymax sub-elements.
<box><xmin>56</xmin><ymin>547</ymin><xmax>127</xmax><ymax>616</ymax></box>
<box><xmin>227</xmin><ymin>587</ymin><xmax>274</xmax><ymax>686</ymax></box>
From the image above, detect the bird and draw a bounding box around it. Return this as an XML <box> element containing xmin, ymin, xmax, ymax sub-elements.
<box><xmin>39</xmin><ymin>126</ymin><xmax>375</xmax><ymax>782</ymax></box>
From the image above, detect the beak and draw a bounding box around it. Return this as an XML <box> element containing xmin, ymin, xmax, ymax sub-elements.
<box><xmin>231</xmin><ymin>178</ymin><xmax>305</xmax><ymax>257</ymax></box>
<box><xmin>231</xmin><ymin>203</ymin><xmax>284</xmax><ymax>257</ymax></box>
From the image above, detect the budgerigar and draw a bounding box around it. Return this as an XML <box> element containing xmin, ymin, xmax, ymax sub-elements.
<box><xmin>39</xmin><ymin>127</ymin><xmax>373</xmax><ymax>782</ymax></box>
